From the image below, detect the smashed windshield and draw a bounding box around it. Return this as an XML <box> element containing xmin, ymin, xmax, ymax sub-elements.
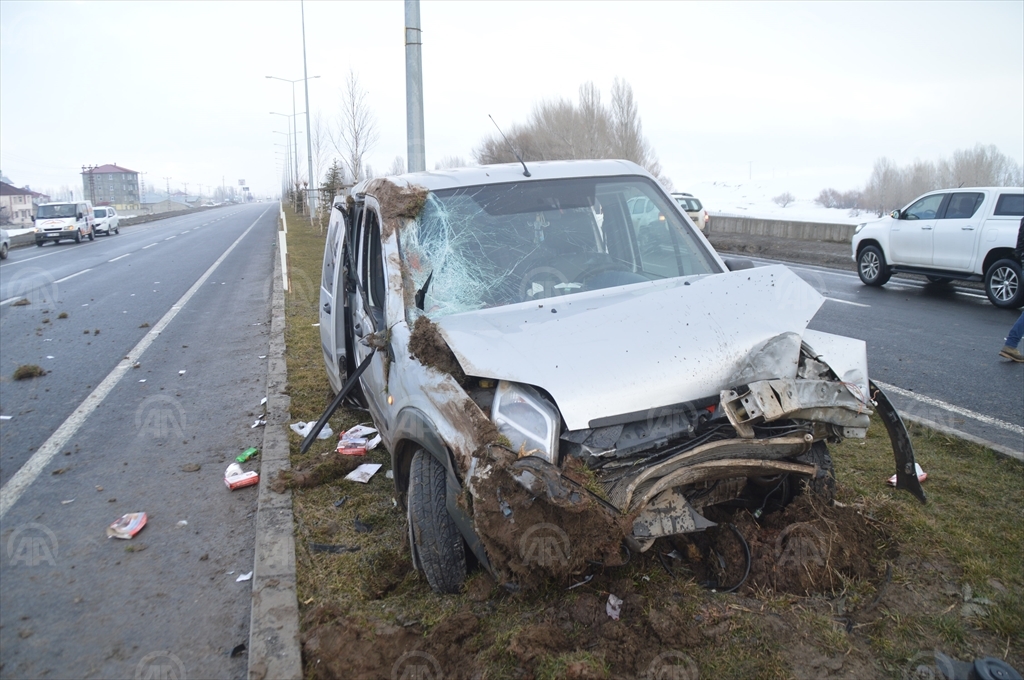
<box><xmin>37</xmin><ymin>204</ymin><xmax>78</xmax><ymax>219</ymax></box>
<box><xmin>399</xmin><ymin>176</ymin><xmax>719</xmax><ymax>319</ymax></box>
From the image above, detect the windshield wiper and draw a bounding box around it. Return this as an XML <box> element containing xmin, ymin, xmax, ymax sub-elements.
<box><xmin>414</xmin><ymin>270</ymin><xmax>433</xmax><ymax>310</ymax></box>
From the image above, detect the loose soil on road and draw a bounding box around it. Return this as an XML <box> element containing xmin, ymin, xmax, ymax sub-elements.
<box><xmin>281</xmin><ymin>210</ymin><xmax>1022</xmax><ymax>679</ymax></box>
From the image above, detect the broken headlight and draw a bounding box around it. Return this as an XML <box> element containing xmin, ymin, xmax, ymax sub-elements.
<box><xmin>491</xmin><ymin>381</ymin><xmax>560</xmax><ymax>464</ymax></box>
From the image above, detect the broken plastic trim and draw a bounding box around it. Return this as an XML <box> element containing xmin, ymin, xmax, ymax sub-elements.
<box><xmin>300</xmin><ymin>350</ymin><xmax>376</xmax><ymax>454</ymax></box>
<box><xmin>721</xmin><ymin>378</ymin><xmax>872</xmax><ymax>439</ymax></box>
<box><xmin>870</xmin><ymin>380</ymin><xmax>927</xmax><ymax>504</ymax></box>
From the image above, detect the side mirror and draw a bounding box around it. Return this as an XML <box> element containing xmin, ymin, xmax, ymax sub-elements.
<box><xmin>890</xmin><ymin>209</ymin><xmax>900</xmax><ymax>219</ymax></box>
<box><xmin>724</xmin><ymin>258</ymin><xmax>755</xmax><ymax>271</ymax></box>
<box><xmin>77</xmin><ymin>212</ymin><xmax>83</xmax><ymax>220</ymax></box>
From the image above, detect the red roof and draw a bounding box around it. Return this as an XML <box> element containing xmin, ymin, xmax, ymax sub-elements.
<box><xmin>0</xmin><ymin>181</ymin><xmax>33</xmax><ymax>196</ymax></box>
<box><xmin>83</xmin><ymin>164</ymin><xmax>137</xmax><ymax>174</ymax></box>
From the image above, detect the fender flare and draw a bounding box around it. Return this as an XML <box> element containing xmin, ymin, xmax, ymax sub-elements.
<box><xmin>870</xmin><ymin>380</ymin><xmax>926</xmax><ymax>503</ymax></box>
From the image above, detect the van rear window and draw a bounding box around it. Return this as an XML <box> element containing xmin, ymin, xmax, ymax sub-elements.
<box><xmin>994</xmin><ymin>194</ymin><xmax>1024</xmax><ymax>216</ymax></box>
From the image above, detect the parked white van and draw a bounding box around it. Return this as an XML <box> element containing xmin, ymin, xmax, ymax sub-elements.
<box><xmin>851</xmin><ymin>187</ymin><xmax>1024</xmax><ymax>308</ymax></box>
<box><xmin>33</xmin><ymin>201</ymin><xmax>95</xmax><ymax>246</ymax></box>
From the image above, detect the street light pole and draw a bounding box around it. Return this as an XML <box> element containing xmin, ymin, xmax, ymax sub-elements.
<box><xmin>301</xmin><ymin>0</ymin><xmax>317</xmax><ymax>212</ymax></box>
<box><xmin>267</xmin><ymin>74</ymin><xmax>319</xmax><ymax>212</ymax></box>
<box><xmin>271</xmin><ymin>113</ymin><xmax>293</xmax><ymax>196</ymax></box>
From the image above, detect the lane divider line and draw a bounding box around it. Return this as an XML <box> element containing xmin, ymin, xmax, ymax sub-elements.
<box><xmin>54</xmin><ymin>269</ymin><xmax>92</xmax><ymax>283</ymax></box>
<box><xmin>143</xmin><ymin>243</ymin><xmax>157</xmax><ymax>249</ymax></box>
<box><xmin>0</xmin><ymin>206</ymin><xmax>272</xmax><ymax>520</ymax></box>
<box><xmin>108</xmin><ymin>254</ymin><xmax>130</xmax><ymax>262</ymax></box>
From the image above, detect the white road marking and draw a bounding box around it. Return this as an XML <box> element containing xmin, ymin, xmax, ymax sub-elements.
<box><xmin>0</xmin><ymin>207</ymin><xmax>272</xmax><ymax>520</ymax></box>
<box><xmin>0</xmin><ymin>296</ymin><xmax>23</xmax><ymax>307</ymax></box>
<box><xmin>875</xmin><ymin>380</ymin><xmax>1024</xmax><ymax>436</ymax></box>
<box><xmin>824</xmin><ymin>297</ymin><xmax>870</xmax><ymax>308</ymax></box>
<box><xmin>143</xmin><ymin>243</ymin><xmax>157</xmax><ymax>249</ymax></box>
<box><xmin>164</xmin><ymin>236</ymin><xmax>176</xmax><ymax>240</ymax></box>
<box><xmin>108</xmin><ymin>254</ymin><xmax>130</xmax><ymax>262</ymax></box>
<box><xmin>54</xmin><ymin>269</ymin><xmax>92</xmax><ymax>283</ymax></box>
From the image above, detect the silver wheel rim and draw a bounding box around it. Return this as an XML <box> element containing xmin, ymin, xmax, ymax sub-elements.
<box><xmin>860</xmin><ymin>252</ymin><xmax>879</xmax><ymax>280</ymax></box>
<box><xmin>991</xmin><ymin>266</ymin><xmax>1019</xmax><ymax>302</ymax></box>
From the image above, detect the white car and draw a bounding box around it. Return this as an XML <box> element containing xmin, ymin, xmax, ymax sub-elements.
<box><xmin>318</xmin><ymin>159</ymin><xmax>925</xmax><ymax>593</ymax></box>
<box><xmin>851</xmin><ymin>187</ymin><xmax>1024</xmax><ymax>308</ymax></box>
<box><xmin>672</xmin><ymin>192</ymin><xmax>711</xmax><ymax>235</ymax></box>
<box><xmin>0</xmin><ymin>228</ymin><xmax>9</xmax><ymax>259</ymax></box>
<box><xmin>93</xmin><ymin>207</ymin><xmax>119</xmax><ymax>236</ymax></box>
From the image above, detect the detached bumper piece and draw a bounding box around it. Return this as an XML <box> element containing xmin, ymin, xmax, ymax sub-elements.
<box><xmin>721</xmin><ymin>379</ymin><xmax>871</xmax><ymax>438</ymax></box>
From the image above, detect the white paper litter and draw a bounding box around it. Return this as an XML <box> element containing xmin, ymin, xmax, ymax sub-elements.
<box><xmin>0</xmin><ymin>415</ymin><xmax>12</xmax><ymax>420</ymax></box>
<box><xmin>606</xmin><ymin>593</ymin><xmax>623</xmax><ymax>620</ymax></box>
<box><xmin>176</xmin><ymin>520</ymin><xmax>188</xmax><ymax>527</ymax></box>
<box><xmin>385</xmin><ymin>470</ymin><xmax>394</xmax><ymax>479</ymax></box>
<box><xmin>260</xmin><ymin>397</ymin><xmax>267</xmax><ymax>406</ymax></box>
<box><xmin>236</xmin><ymin>572</ymin><xmax>252</xmax><ymax>582</ymax></box>
<box><xmin>61</xmin><ymin>499</ymin><xmax>75</xmax><ymax>505</ymax></box>
<box><xmin>311</xmin><ymin>323</ymin><xmax>320</xmax><ymax>327</ymax></box>
<box><xmin>46</xmin><ymin>355</ymin><xmax>54</xmax><ymax>359</ymax></box>
<box><xmin>139</xmin><ymin>379</ymin><xmax>146</xmax><ymax>383</ymax></box>
<box><xmin>345</xmin><ymin>463</ymin><xmax>383</xmax><ymax>483</ymax></box>
<box><xmin>251</xmin><ymin>418</ymin><xmax>266</xmax><ymax>428</ymax></box>
<box><xmin>341</xmin><ymin>425</ymin><xmax>382</xmax><ymax>451</ymax></box>
<box><xmin>258</xmin><ymin>355</ymin><xmax>267</xmax><ymax>359</ymax></box>
<box><xmin>289</xmin><ymin>421</ymin><xmax>332</xmax><ymax>439</ymax></box>
<box><xmin>178</xmin><ymin>370</ymin><xmax>186</xmax><ymax>375</ymax></box>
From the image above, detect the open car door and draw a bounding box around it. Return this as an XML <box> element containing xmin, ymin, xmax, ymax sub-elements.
<box><xmin>319</xmin><ymin>197</ymin><xmax>350</xmax><ymax>394</ymax></box>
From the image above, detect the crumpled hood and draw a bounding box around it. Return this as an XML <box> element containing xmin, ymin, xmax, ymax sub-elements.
<box><xmin>434</xmin><ymin>265</ymin><xmax>826</xmax><ymax>430</ymax></box>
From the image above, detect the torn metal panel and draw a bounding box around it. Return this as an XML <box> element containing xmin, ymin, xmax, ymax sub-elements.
<box><xmin>631</xmin><ymin>488</ymin><xmax>717</xmax><ymax>544</ymax></box>
<box><xmin>436</xmin><ymin>265</ymin><xmax>824</xmax><ymax>430</ymax></box>
<box><xmin>721</xmin><ymin>379</ymin><xmax>873</xmax><ymax>438</ymax></box>
<box><xmin>802</xmin><ymin>330</ymin><xmax>870</xmax><ymax>403</ymax></box>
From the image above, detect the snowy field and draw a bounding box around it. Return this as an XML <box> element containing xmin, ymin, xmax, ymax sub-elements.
<box><xmin>683</xmin><ymin>178</ymin><xmax>875</xmax><ymax>225</ymax></box>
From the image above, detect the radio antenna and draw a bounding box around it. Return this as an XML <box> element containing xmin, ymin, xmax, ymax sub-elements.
<box><xmin>488</xmin><ymin>114</ymin><xmax>530</xmax><ymax>177</ymax></box>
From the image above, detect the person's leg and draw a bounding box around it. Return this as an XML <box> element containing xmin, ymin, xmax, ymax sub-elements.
<box><xmin>999</xmin><ymin>311</ymin><xmax>1024</xmax><ymax>362</ymax></box>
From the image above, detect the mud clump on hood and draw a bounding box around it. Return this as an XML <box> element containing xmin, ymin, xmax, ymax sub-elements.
<box><xmin>408</xmin><ymin>315</ymin><xmax>467</xmax><ymax>384</ymax></box>
<box><xmin>471</xmin><ymin>448</ymin><xmax>630</xmax><ymax>591</ymax></box>
<box><xmin>363</xmin><ymin>178</ymin><xmax>428</xmax><ymax>238</ymax></box>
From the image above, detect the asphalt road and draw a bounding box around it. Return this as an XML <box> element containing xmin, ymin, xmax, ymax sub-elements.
<box><xmin>743</xmin><ymin>256</ymin><xmax>1024</xmax><ymax>456</ymax></box>
<box><xmin>0</xmin><ymin>203</ymin><xmax>279</xmax><ymax>679</ymax></box>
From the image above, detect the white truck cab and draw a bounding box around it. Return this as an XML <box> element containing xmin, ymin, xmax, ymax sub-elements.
<box><xmin>33</xmin><ymin>201</ymin><xmax>96</xmax><ymax>246</ymax></box>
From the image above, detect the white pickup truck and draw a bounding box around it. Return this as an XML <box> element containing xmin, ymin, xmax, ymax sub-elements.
<box><xmin>851</xmin><ymin>187</ymin><xmax>1024</xmax><ymax>308</ymax></box>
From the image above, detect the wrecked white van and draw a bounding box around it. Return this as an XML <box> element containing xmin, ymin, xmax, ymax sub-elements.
<box><xmin>319</xmin><ymin>160</ymin><xmax>925</xmax><ymax>594</ymax></box>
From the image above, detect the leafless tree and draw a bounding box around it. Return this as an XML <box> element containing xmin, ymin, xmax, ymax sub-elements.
<box><xmin>472</xmin><ymin>79</ymin><xmax>670</xmax><ymax>186</ymax></box>
<box><xmin>309</xmin><ymin>111</ymin><xmax>336</xmax><ymax>231</ymax></box>
<box><xmin>385</xmin><ymin>156</ymin><xmax>406</xmax><ymax>176</ymax></box>
<box><xmin>434</xmin><ymin>155</ymin><xmax>469</xmax><ymax>170</ymax></box>
<box><xmin>331</xmin><ymin>69</ymin><xmax>379</xmax><ymax>184</ymax></box>
<box><xmin>773</xmin><ymin>192</ymin><xmax>795</xmax><ymax>208</ymax></box>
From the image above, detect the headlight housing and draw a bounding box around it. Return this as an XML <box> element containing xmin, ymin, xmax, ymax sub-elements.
<box><xmin>854</xmin><ymin>223</ymin><xmax>866</xmax><ymax>234</ymax></box>
<box><xmin>491</xmin><ymin>381</ymin><xmax>560</xmax><ymax>464</ymax></box>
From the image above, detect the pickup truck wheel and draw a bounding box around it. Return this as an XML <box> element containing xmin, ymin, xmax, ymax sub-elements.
<box><xmin>857</xmin><ymin>245</ymin><xmax>890</xmax><ymax>286</ymax></box>
<box><xmin>408</xmin><ymin>448</ymin><xmax>467</xmax><ymax>594</ymax></box>
<box><xmin>985</xmin><ymin>258</ymin><xmax>1024</xmax><ymax>309</ymax></box>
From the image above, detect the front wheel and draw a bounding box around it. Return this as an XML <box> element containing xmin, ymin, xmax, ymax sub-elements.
<box><xmin>985</xmin><ymin>258</ymin><xmax>1024</xmax><ymax>308</ymax></box>
<box><xmin>857</xmin><ymin>245</ymin><xmax>891</xmax><ymax>286</ymax></box>
<box><xmin>408</xmin><ymin>448</ymin><xmax>467</xmax><ymax>594</ymax></box>
<box><xmin>0</xmin><ymin>243</ymin><xmax>8</xmax><ymax>259</ymax></box>
<box><xmin>74</xmin><ymin>230</ymin><xmax>82</xmax><ymax>244</ymax></box>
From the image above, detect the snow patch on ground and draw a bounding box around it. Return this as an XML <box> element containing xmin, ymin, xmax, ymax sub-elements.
<box><xmin>687</xmin><ymin>178</ymin><xmax>875</xmax><ymax>225</ymax></box>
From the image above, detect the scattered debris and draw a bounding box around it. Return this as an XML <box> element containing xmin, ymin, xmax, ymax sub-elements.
<box><xmin>311</xmin><ymin>323</ymin><xmax>320</xmax><ymax>327</ymax></box>
<box><xmin>272</xmin><ymin>457</ymin><xmax>362</xmax><ymax>492</ymax></box>
<box><xmin>291</xmin><ymin>421</ymin><xmax>333</xmax><ymax>440</ymax></box>
<box><xmin>230</xmin><ymin>644</ymin><xmax>246</xmax><ymax>658</ymax></box>
<box><xmin>180</xmin><ymin>463</ymin><xmax>201</xmax><ymax>472</ymax></box>
<box><xmin>258</xmin><ymin>355</ymin><xmax>267</xmax><ymax>359</ymax></box>
<box><xmin>132</xmin><ymin>362</ymin><xmax>141</xmax><ymax>369</ymax></box>
<box><xmin>337</xmin><ymin>425</ymin><xmax>381</xmax><ymax>456</ymax></box>
<box><xmin>251</xmin><ymin>417</ymin><xmax>266</xmax><ymax>428</ymax></box>
<box><xmin>51</xmin><ymin>467</ymin><xmax>68</xmax><ymax>475</ymax></box>
<box><xmin>345</xmin><ymin>463</ymin><xmax>382</xmax><ymax>484</ymax></box>
<box><xmin>176</xmin><ymin>520</ymin><xmax>188</xmax><ymax>527</ymax></box>
<box><xmin>385</xmin><ymin>470</ymin><xmax>394</xmax><ymax>479</ymax></box>
<box><xmin>260</xmin><ymin>397</ymin><xmax>267</xmax><ymax>407</ymax></box>
<box><xmin>236</xmin><ymin>572</ymin><xmax>253</xmax><ymax>582</ymax></box>
<box><xmin>12</xmin><ymin>298</ymin><xmax>30</xmax><ymax>306</ymax></box>
<box><xmin>138</xmin><ymin>379</ymin><xmax>146</xmax><ymax>383</ymax></box>
<box><xmin>236</xmin><ymin>447</ymin><xmax>259</xmax><ymax>463</ymax></box>
<box><xmin>61</xmin><ymin>499</ymin><xmax>75</xmax><ymax>505</ymax></box>
<box><xmin>13</xmin><ymin>364</ymin><xmax>46</xmax><ymax>380</ymax></box>
<box><xmin>225</xmin><ymin>463</ymin><xmax>259</xmax><ymax>490</ymax></box>
<box><xmin>0</xmin><ymin>415</ymin><xmax>12</xmax><ymax>420</ymax></box>
<box><xmin>606</xmin><ymin>593</ymin><xmax>623</xmax><ymax>620</ymax></box>
<box><xmin>95</xmin><ymin>485</ymin><xmax>103</xmax><ymax>492</ymax></box>
<box><xmin>333</xmin><ymin>496</ymin><xmax>349</xmax><ymax>508</ymax></box>
<box><xmin>568</xmin><ymin>574</ymin><xmax>595</xmax><ymax>590</ymax></box>
<box><xmin>45</xmin><ymin>355</ymin><xmax>54</xmax><ymax>359</ymax></box>
<box><xmin>178</xmin><ymin>370</ymin><xmax>186</xmax><ymax>375</ymax></box>
<box><xmin>354</xmin><ymin>516</ymin><xmax>373</xmax><ymax>533</ymax></box>
<box><xmin>139</xmin><ymin>322</ymin><xmax>150</xmax><ymax>328</ymax></box>
<box><xmin>93</xmin><ymin>329</ymin><xmax>100</xmax><ymax>335</ymax></box>
<box><xmin>310</xmin><ymin>543</ymin><xmax>361</xmax><ymax>554</ymax></box>
<box><xmin>125</xmin><ymin>543</ymin><xmax>148</xmax><ymax>553</ymax></box>
<box><xmin>888</xmin><ymin>462</ymin><xmax>927</xmax><ymax>486</ymax></box>
<box><xmin>107</xmin><ymin>512</ymin><xmax>147</xmax><ymax>539</ymax></box>
<box><xmin>57</xmin><ymin>312</ymin><xmax>68</xmax><ymax>319</ymax></box>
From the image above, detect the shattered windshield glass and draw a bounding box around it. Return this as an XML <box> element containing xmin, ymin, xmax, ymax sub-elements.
<box><xmin>399</xmin><ymin>177</ymin><xmax>719</xmax><ymax>319</ymax></box>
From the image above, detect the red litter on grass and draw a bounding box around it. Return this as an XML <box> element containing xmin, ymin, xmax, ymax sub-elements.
<box><xmin>337</xmin><ymin>425</ymin><xmax>381</xmax><ymax>456</ymax></box>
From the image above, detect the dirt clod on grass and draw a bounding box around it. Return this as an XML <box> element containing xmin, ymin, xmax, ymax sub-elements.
<box><xmin>470</xmin><ymin>448</ymin><xmax>630</xmax><ymax>590</ymax></box>
<box><xmin>271</xmin><ymin>456</ymin><xmax>361</xmax><ymax>493</ymax></box>
<box><xmin>407</xmin><ymin>315</ymin><xmax>466</xmax><ymax>383</ymax></box>
<box><xmin>665</xmin><ymin>493</ymin><xmax>888</xmax><ymax>596</ymax></box>
<box><xmin>13</xmin><ymin>364</ymin><xmax>46</xmax><ymax>380</ymax></box>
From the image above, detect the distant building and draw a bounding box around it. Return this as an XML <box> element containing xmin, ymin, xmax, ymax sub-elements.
<box><xmin>82</xmin><ymin>164</ymin><xmax>140</xmax><ymax>210</ymax></box>
<box><xmin>141</xmin><ymin>197</ymin><xmax>190</xmax><ymax>215</ymax></box>
<box><xmin>0</xmin><ymin>181</ymin><xmax>50</xmax><ymax>226</ymax></box>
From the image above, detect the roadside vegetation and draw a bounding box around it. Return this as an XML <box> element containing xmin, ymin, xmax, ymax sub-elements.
<box><xmin>281</xmin><ymin>205</ymin><xmax>1023</xmax><ymax>679</ymax></box>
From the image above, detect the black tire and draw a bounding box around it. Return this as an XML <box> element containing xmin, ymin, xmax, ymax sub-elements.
<box><xmin>857</xmin><ymin>245</ymin><xmax>891</xmax><ymax>286</ymax></box>
<box><xmin>74</xmin><ymin>230</ymin><xmax>82</xmax><ymax>244</ymax></box>
<box><xmin>0</xmin><ymin>243</ymin><xmax>8</xmax><ymax>259</ymax></box>
<box><xmin>36</xmin><ymin>240</ymin><xmax>44</xmax><ymax>247</ymax></box>
<box><xmin>984</xmin><ymin>258</ymin><xmax>1024</xmax><ymax>309</ymax></box>
<box><xmin>408</xmin><ymin>448</ymin><xmax>467</xmax><ymax>594</ymax></box>
<box><xmin>926</xmin><ymin>275</ymin><xmax>952</xmax><ymax>284</ymax></box>
<box><xmin>114</xmin><ymin>227</ymin><xmax>120</xmax><ymax>234</ymax></box>
<box><xmin>87</xmin><ymin>229</ymin><xmax>94</xmax><ymax>241</ymax></box>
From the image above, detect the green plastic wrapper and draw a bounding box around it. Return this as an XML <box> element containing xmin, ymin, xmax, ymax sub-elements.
<box><xmin>236</xmin><ymin>447</ymin><xmax>258</xmax><ymax>463</ymax></box>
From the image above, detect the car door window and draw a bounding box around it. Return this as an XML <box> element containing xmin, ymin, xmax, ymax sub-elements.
<box><xmin>994</xmin><ymin>194</ymin><xmax>1024</xmax><ymax>216</ymax></box>
<box><xmin>904</xmin><ymin>194</ymin><xmax>944</xmax><ymax>220</ymax></box>
<box><xmin>359</xmin><ymin>210</ymin><xmax>385</xmax><ymax>328</ymax></box>
<box><xmin>941</xmin><ymin>193</ymin><xmax>984</xmax><ymax>219</ymax></box>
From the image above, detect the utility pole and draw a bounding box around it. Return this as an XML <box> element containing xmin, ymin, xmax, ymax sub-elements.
<box><xmin>301</xmin><ymin>0</ymin><xmax>317</xmax><ymax>212</ymax></box>
<box><xmin>139</xmin><ymin>171</ymin><xmax>147</xmax><ymax>208</ymax></box>
<box><xmin>405</xmin><ymin>0</ymin><xmax>425</xmax><ymax>172</ymax></box>
<box><xmin>164</xmin><ymin>177</ymin><xmax>172</xmax><ymax>204</ymax></box>
<box><xmin>183</xmin><ymin>182</ymin><xmax>189</xmax><ymax>203</ymax></box>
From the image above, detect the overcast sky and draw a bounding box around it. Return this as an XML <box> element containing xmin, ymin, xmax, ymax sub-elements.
<box><xmin>1</xmin><ymin>1</ymin><xmax>1022</xmax><ymax>200</ymax></box>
